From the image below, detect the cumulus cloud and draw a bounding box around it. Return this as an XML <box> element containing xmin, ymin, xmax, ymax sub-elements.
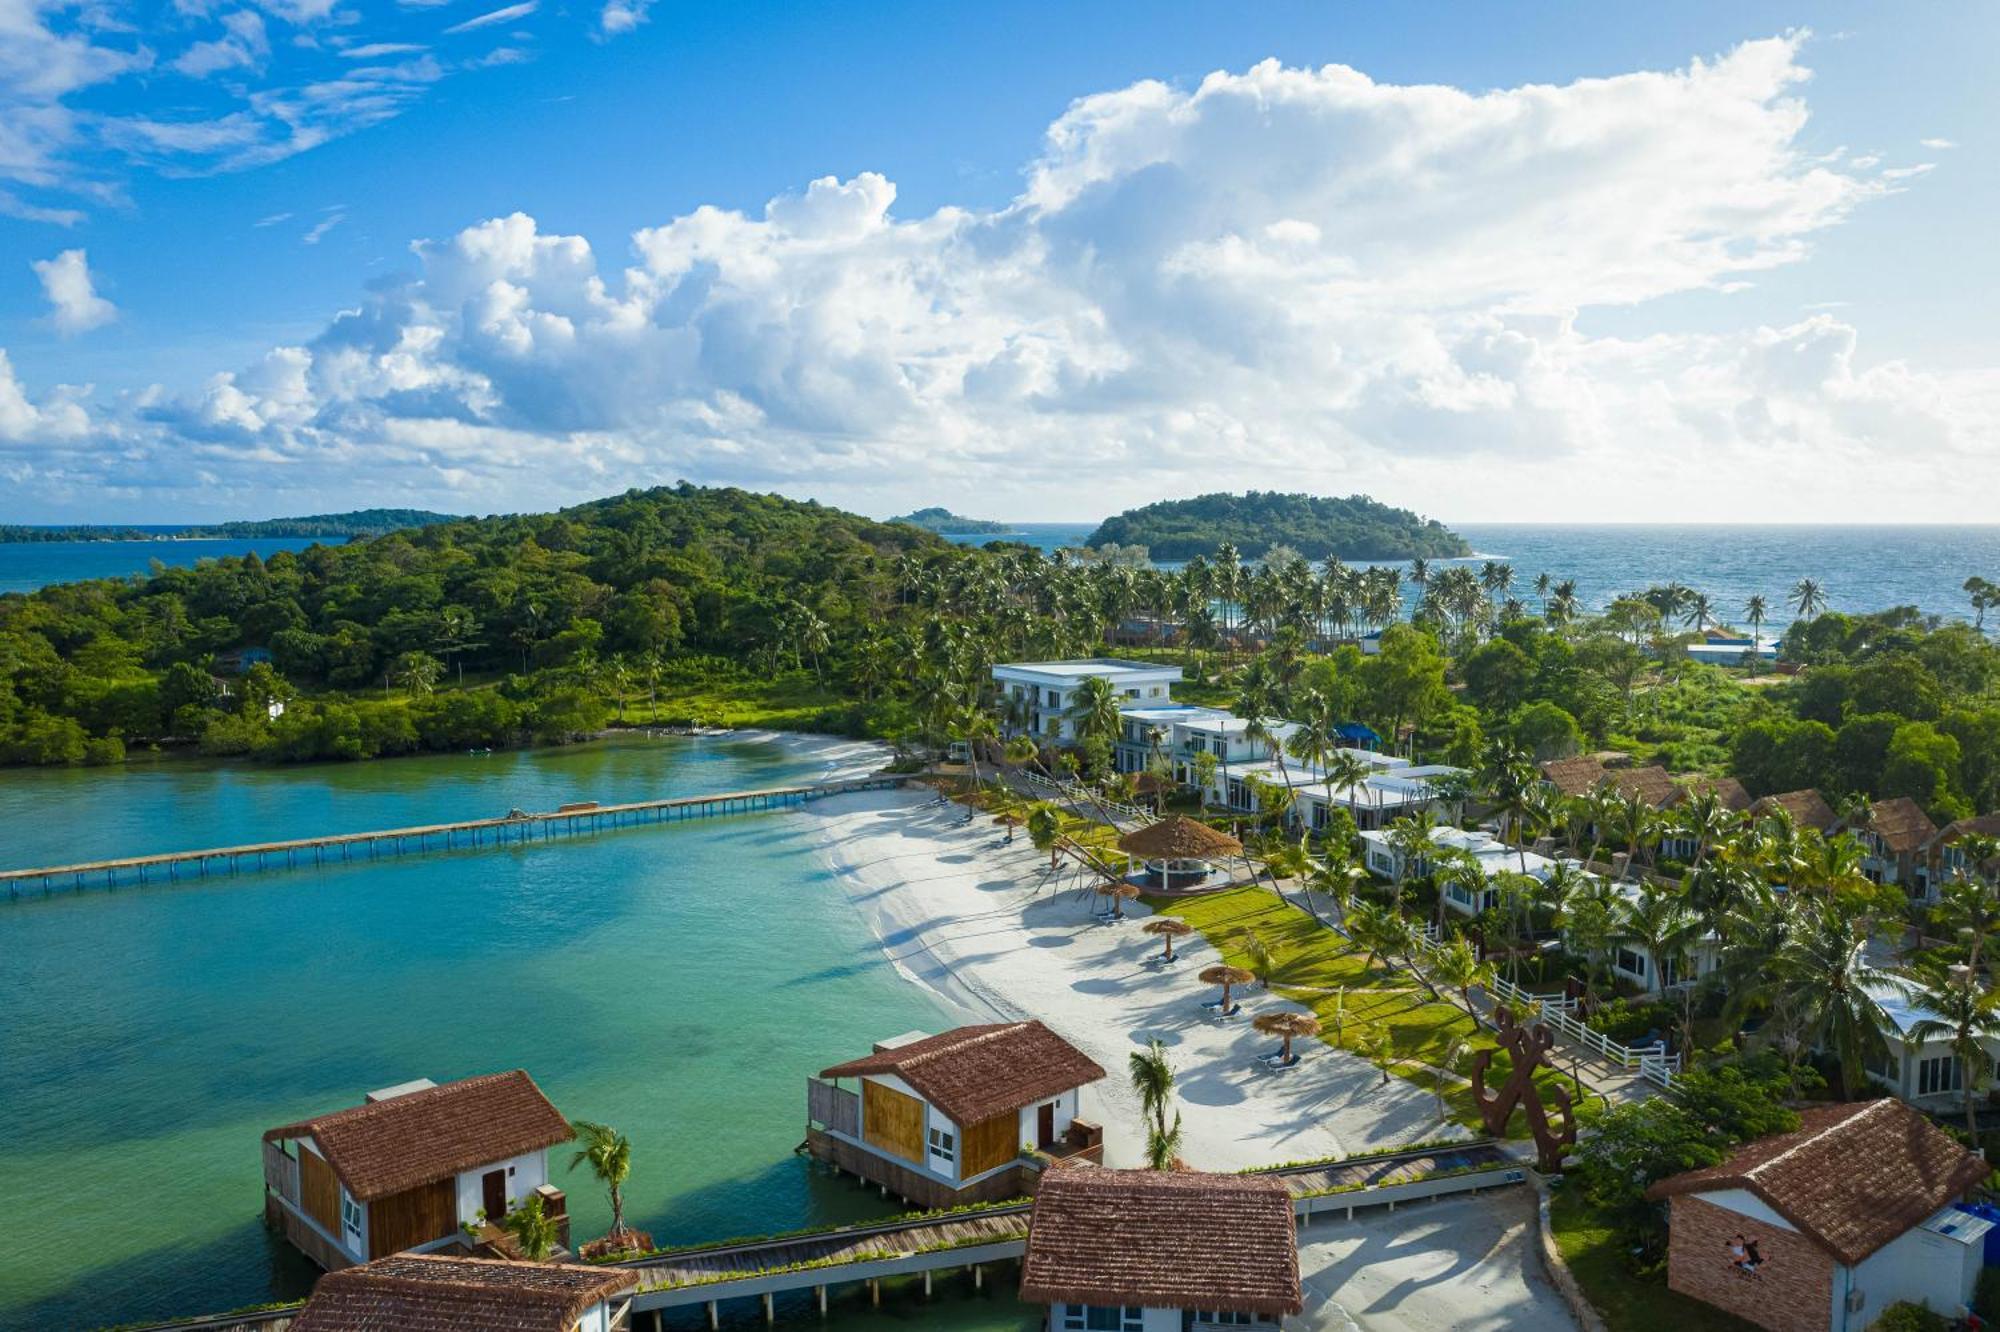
<box><xmin>3</xmin><ymin>38</ymin><xmax>1996</xmax><ymax>519</ymax></box>
<box><xmin>597</xmin><ymin>0</ymin><xmax>650</xmax><ymax>38</ymax></box>
<box><xmin>30</xmin><ymin>248</ymin><xmax>117</xmax><ymax>334</ymax></box>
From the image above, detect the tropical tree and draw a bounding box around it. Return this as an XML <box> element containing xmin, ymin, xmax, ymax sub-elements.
<box><xmin>389</xmin><ymin>650</ymin><xmax>443</xmax><ymax>698</ymax></box>
<box><xmin>1129</xmin><ymin>1039</ymin><xmax>1183</xmax><ymax>1170</ymax></box>
<box><xmin>1423</xmin><ymin>935</ymin><xmax>1493</xmax><ymax>1028</ymax></box>
<box><xmin>1065</xmin><ymin>675</ymin><xmax>1124</xmax><ymax>755</ymax></box>
<box><xmin>1770</xmin><ymin>899</ymin><xmax>1894</xmax><ymax>1098</ymax></box>
<box><xmin>567</xmin><ymin>1119</ymin><xmax>634</xmax><ymax>1240</ymax></box>
<box><xmin>503</xmin><ymin>1193</ymin><xmax>559</xmax><ymax>1261</ymax></box>
<box><xmin>1743</xmin><ymin>595</ymin><xmax>1769</xmax><ymax>676</ymax></box>
<box><xmin>1896</xmin><ymin>961</ymin><xmax>2000</xmax><ymax>1135</ymax></box>
<box><xmin>1789</xmin><ymin>578</ymin><xmax>1827</xmax><ymax>621</ymax></box>
<box><xmin>1025</xmin><ymin>801</ymin><xmax>1064</xmax><ymax>871</ymax></box>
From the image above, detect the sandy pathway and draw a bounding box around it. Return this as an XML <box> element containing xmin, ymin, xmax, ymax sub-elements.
<box><xmin>805</xmin><ymin>787</ymin><xmax>1458</xmax><ymax>1171</ymax></box>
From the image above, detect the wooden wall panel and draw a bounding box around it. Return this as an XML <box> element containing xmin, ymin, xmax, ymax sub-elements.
<box><xmin>297</xmin><ymin>1144</ymin><xmax>341</xmax><ymax>1236</ymax></box>
<box><xmin>862</xmin><ymin>1079</ymin><xmax>924</xmax><ymax>1163</ymax></box>
<box><xmin>368</xmin><ymin>1177</ymin><xmax>456</xmax><ymax>1258</ymax></box>
<box><xmin>961</xmin><ymin>1112</ymin><xmax>1017</xmax><ymax>1179</ymax></box>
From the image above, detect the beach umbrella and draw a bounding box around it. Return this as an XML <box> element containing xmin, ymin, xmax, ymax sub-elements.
<box><xmin>1141</xmin><ymin>917</ymin><xmax>1194</xmax><ymax>961</ymax></box>
<box><xmin>1252</xmin><ymin>1011</ymin><xmax>1322</xmax><ymax>1065</ymax></box>
<box><xmin>1096</xmin><ymin>880</ymin><xmax>1142</xmax><ymax>920</ymax></box>
<box><xmin>1198</xmin><ymin>964</ymin><xmax>1256</xmax><ymax>1011</ymax></box>
<box><xmin>994</xmin><ymin>812</ymin><xmax>1022</xmax><ymax>843</ymax></box>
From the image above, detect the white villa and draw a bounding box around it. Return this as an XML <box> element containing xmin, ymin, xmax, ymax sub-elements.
<box><xmin>805</xmin><ymin>1022</ymin><xmax>1107</xmax><ymax>1210</ymax></box>
<box><xmin>1863</xmin><ymin>972</ymin><xmax>2000</xmax><ymax>1106</ymax></box>
<box><xmin>261</xmin><ymin>1071</ymin><xmax>575</xmax><ymax>1271</ymax></box>
<box><xmin>993</xmin><ymin>660</ymin><xmax>1180</xmax><ymax>744</ymax></box>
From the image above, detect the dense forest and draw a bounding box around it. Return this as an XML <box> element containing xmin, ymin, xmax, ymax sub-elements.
<box><xmin>1085</xmin><ymin>491</ymin><xmax>1471</xmax><ymax>560</ymax></box>
<box><xmin>889</xmin><ymin>507</ymin><xmax>1012</xmax><ymax>534</ymax></box>
<box><xmin>0</xmin><ymin>509</ymin><xmax>457</xmax><ymax>542</ymax></box>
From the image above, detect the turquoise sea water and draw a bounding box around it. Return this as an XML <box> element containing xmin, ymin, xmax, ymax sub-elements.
<box><xmin>946</xmin><ymin>522</ymin><xmax>2000</xmax><ymax>632</ymax></box>
<box><xmin>0</xmin><ymin>737</ymin><xmax>1037</xmax><ymax>1331</ymax></box>
<box><xmin>0</xmin><ymin>536</ymin><xmax>326</xmax><ymax>595</ymax></box>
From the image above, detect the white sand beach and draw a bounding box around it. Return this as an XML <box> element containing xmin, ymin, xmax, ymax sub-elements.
<box><xmin>804</xmin><ymin>784</ymin><xmax>1458</xmax><ymax>1171</ymax></box>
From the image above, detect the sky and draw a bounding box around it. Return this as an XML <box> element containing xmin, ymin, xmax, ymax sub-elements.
<box><xmin>0</xmin><ymin>1</ymin><xmax>1996</xmax><ymax>525</ymax></box>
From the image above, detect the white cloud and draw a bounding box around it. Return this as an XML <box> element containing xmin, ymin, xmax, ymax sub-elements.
<box><xmin>172</xmin><ymin>9</ymin><xmax>268</xmax><ymax>77</ymax></box>
<box><xmin>597</xmin><ymin>0</ymin><xmax>649</xmax><ymax>37</ymax></box>
<box><xmin>4</xmin><ymin>39</ymin><xmax>1996</xmax><ymax>520</ymax></box>
<box><xmin>30</xmin><ymin>248</ymin><xmax>117</xmax><ymax>335</ymax></box>
<box><xmin>1920</xmin><ymin>137</ymin><xmax>1957</xmax><ymax>149</ymax></box>
<box><xmin>338</xmin><ymin>41</ymin><xmax>427</xmax><ymax>58</ymax></box>
<box><xmin>302</xmin><ymin>208</ymin><xmax>343</xmax><ymax>243</ymax></box>
<box><xmin>443</xmin><ymin>2</ymin><xmax>534</xmax><ymax>35</ymax></box>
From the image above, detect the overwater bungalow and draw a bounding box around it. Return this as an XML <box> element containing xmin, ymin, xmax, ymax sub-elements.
<box><xmin>1019</xmin><ymin>1166</ymin><xmax>1304</xmax><ymax>1331</ymax></box>
<box><xmin>1646</xmin><ymin>1100</ymin><xmax>1989</xmax><ymax>1332</ymax></box>
<box><xmin>262</xmin><ymin>1070</ymin><xmax>575</xmax><ymax>1271</ymax></box>
<box><xmin>805</xmin><ymin>1022</ymin><xmax>1106</xmax><ymax>1209</ymax></box>
<box><xmin>289</xmin><ymin>1253</ymin><xmax>637</xmax><ymax>1332</ymax></box>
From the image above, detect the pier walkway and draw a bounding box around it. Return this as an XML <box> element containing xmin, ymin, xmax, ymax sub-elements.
<box><xmin>2</xmin><ymin>775</ymin><xmax>908</xmax><ymax>895</ymax></box>
<box><xmin>126</xmin><ymin>1140</ymin><xmax>1522</xmax><ymax>1331</ymax></box>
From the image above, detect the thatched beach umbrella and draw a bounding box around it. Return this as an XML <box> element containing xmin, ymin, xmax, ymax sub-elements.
<box><xmin>1095</xmin><ymin>880</ymin><xmax>1142</xmax><ymax>920</ymax></box>
<box><xmin>1198</xmin><ymin>964</ymin><xmax>1256</xmax><ymax>1012</ymax></box>
<box><xmin>1142</xmin><ymin>916</ymin><xmax>1194</xmax><ymax>961</ymax></box>
<box><xmin>1252</xmin><ymin>1011</ymin><xmax>1321</xmax><ymax>1065</ymax></box>
<box><xmin>994</xmin><ymin>812</ymin><xmax>1022</xmax><ymax>844</ymax></box>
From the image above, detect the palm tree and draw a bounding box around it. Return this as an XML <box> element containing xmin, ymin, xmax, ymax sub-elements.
<box><xmin>1423</xmin><ymin>935</ymin><xmax>1493</xmax><ymax>1029</ymax></box>
<box><xmin>1065</xmin><ymin>675</ymin><xmax>1123</xmax><ymax>755</ymax></box>
<box><xmin>1616</xmin><ymin>885</ymin><xmax>1699</xmax><ymax>1001</ymax></box>
<box><xmin>503</xmin><ymin>1193</ymin><xmax>558</xmax><ymax>1261</ymax></box>
<box><xmin>567</xmin><ymin>1119</ymin><xmax>633</xmax><ymax>1240</ymax></box>
<box><xmin>390</xmin><ymin>650</ymin><xmax>443</xmax><ymax>697</ymax></box>
<box><xmin>1789</xmin><ymin>578</ymin><xmax>1827</xmax><ymax>621</ymax></box>
<box><xmin>1772</xmin><ymin>899</ymin><xmax>1894</xmax><ymax>1098</ymax></box>
<box><xmin>1129</xmin><ymin>1039</ymin><xmax>1182</xmax><ymax>1169</ymax></box>
<box><xmin>1896</xmin><ymin>961</ymin><xmax>2000</xmax><ymax>1136</ymax></box>
<box><xmin>1743</xmin><ymin>595</ymin><xmax>1769</xmax><ymax>676</ymax></box>
<box><xmin>1025</xmin><ymin>801</ymin><xmax>1064</xmax><ymax>871</ymax></box>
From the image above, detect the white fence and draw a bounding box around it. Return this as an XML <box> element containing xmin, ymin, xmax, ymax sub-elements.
<box><xmin>1485</xmin><ymin>975</ymin><xmax>1680</xmax><ymax>1090</ymax></box>
<box><xmin>1018</xmin><ymin>770</ymin><xmax>1150</xmax><ymax>826</ymax></box>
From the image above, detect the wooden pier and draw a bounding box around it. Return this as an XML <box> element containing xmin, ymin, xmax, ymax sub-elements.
<box><xmin>121</xmin><ymin>1140</ymin><xmax>1521</xmax><ymax>1331</ymax></box>
<box><xmin>0</xmin><ymin>775</ymin><xmax>909</xmax><ymax>897</ymax></box>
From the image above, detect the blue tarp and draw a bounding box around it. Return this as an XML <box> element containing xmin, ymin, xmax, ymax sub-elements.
<box><xmin>1335</xmin><ymin>722</ymin><xmax>1383</xmax><ymax>747</ymax></box>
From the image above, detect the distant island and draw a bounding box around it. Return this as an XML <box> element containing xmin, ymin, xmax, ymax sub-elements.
<box><xmin>889</xmin><ymin>507</ymin><xmax>1013</xmax><ymax>535</ymax></box>
<box><xmin>1085</xmin><ymin>491</ymin><xmax>1471</xmax><ymax>561</ymax></box>
<box><xmin>0</xmin><ymin>509</ymin><xmax>458</xmax><ymax>543</ymax></box>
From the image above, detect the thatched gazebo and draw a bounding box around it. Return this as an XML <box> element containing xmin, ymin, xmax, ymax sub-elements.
<box><xmin>1141</xmin><ymin>917</ymin><xmax>1193</xmax><ymax>962</ymax></box>
<box><xmin>1198</xmin><ymin>964</ymin><xmax>1256</xmax><ymax>1014</ymax></box>
<box><xmin>1252</xmin><ymin>1011</ymin><xmax>1321</xmax><ymax>1066</ymax></box>
<box><xmin>1117</xmin><ymin>816</ymin><xmax>1242</xmax><ymax>891</ymax></box>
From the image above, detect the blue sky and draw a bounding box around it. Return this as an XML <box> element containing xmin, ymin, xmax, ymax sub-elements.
<box><xmin>1</xmin><ymin>1</ymin><xmax>1995</xmax><ymax>522</ymax></box>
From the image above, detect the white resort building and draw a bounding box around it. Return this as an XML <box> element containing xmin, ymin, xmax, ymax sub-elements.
<box><xmin>993</xmin><ymin>660</ymin><xmax>1181</xmax><ymax>744</ymax></box>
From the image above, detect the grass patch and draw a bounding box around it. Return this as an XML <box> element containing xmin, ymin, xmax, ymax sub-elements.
<box><xmin>637</xmin><ymin>677</ymin><xmax>853</xmax><ymax>730</ymax></box>
<box><xmin>1548</xmin><ymin>1188</ymin><xmax>1757</xmax><ymax>1332</ymax></box>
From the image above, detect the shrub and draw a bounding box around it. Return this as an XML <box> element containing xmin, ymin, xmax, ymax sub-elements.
<box><xmin>1872</xmin><ymin>1303</ymin><xmax>1948</xmax><ymax>1332</ymax></box>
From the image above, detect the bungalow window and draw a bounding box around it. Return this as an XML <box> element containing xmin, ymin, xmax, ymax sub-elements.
<box><xmin>340</xmin><ymin>1192</ymin><xmax>363</xmax><ymax>1237</ymax></box>
<box><xmin>1189</xmin><ymin>1315</ymin><xmax>1266</xmax><ymax>1328</ymax></box>
<box><xmin>1919</xmin><ymin>1055</ymin><xmax>1964</xmax><ymax>1097</ymax></box>
<box><xmin>1615</xmin><ymin>948</ymin><xmax>1647</xmax><ymax>979</ymax></box>
<box><xmin>927</xmin><ymin>1126</ymin><xmax>956</xmax><ymax>1167</ymax></box>
<box><xmin>1062</xmin><ymin>1306</ymin><xmax>1143</xmax><ymax>1332</ymax></box>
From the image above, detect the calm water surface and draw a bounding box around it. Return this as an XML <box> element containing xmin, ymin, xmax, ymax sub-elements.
<box><xmin>0</xmin><ymin>537</ymin><xmax>325</xmax><ymax>595</ymax></box>
<box><xmin>0</xmin><ymin>737</ymin><xmax>1045</xmax><ymax>1331</ymax></box>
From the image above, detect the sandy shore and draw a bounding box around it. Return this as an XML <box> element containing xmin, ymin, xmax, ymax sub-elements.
<box><xmin>805</xmin><ymin>786</ymin><xmax>1458</xmax><ymax>1171</ymax></box>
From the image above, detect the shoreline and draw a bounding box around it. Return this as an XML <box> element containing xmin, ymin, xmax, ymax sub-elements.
<box><xmin>803</xmin><ymin>785</ymin><xmax>1458</xmax><ymax>1172</ymax></box>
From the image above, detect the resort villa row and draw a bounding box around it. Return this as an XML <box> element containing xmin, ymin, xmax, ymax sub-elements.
<box><xmin>262</xmin><ymin>1070</ymin><xmax>575</xmax><ymax>1272</ymax></box>
<box><xmin>805</xmin><ymin>1021</ymin><xmax>1108</xmax><ymax>1210</ymax></box>
<box><xmin>991</xmin><ymin>659</ymin><xmax>1466</xmax><ymax>832</ymax></box>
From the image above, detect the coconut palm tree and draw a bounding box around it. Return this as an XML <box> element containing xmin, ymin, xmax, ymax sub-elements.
<box><xmin>1025</xmin><ymin>801</ymin><xmax>1064</xmax><ymax>872</ymax></box>
<box><xmin>390</xmin><ymin>650</ymin><xmax>443</xmax><ymax>698</ymax></box>
<box><xmin>1743</xmin><ymin>595</ymin><xmax>1769</xmax><ymax>675</ymax></box>
<box><xmin>1616</xmin><ymin>885</ymin><xmax>1699</xmax><ymax>1001</ymax></box>
<box><xmin>567</xmin><ymin>1119</ymin><xmax>634</xmax><ymax>1240</ymax></box>
<box><xmin>1129</xmin><ymin>1039</ymin><xmax>1182</xmax><ymax>1168</ymax></box>
<box><xmin>1789</xmin><ymin>578</ymin><xmax>1827</xmax><ymax>621</ymax></box>
<box><xmin>503</xmin><ymin>1193</ymin><xmax>559</xmax><ymax>1261</ymax></box>
<box><xmin>1064</xmin><ymin>675</ymin><xmax>1123</xmax><ymax>755</ymax></box>
<box><xmin>1423</xmin><ymin>935</ymin><xmax>1493</xmax><ymax>1029</ymax></box>
<box><xmin>1772</xmin><ymin>898</ymin><xmax>1894</xmax><ymax>1098</ymax></box>
<box><xmin>1895</xmin><ymin>961</ymin><xmax>2000</xmax><ymax>1136</ymax></box>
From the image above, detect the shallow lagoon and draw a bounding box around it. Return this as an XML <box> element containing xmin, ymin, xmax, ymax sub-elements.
<box><xmin>0</xmin><ymin>736</ymin><xmax>1039</xmax><ymax>1330</ymax></box>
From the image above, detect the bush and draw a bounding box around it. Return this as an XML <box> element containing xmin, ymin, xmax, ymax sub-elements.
<box><xmin>81</xmin><ymin>736</ymin><xmax>126</xmax><ymax>766</ymax></box>
<box><xmin>1976</xmin><ymin>1266</ymin><xmax>2000</xmax><ymax>1323</ymax></box>
<box><xmin>1871</xmin><ymin>1303</ymin><xmax>1948</xmax><ymax>1332</ymax></box>
<box><xmin>1585</xmin><ymin>997</ymin><xmax>1675</xmax><ymax>1044</ymax></box>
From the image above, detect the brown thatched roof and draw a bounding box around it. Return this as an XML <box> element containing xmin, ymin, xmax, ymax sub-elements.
<box><xmin>1750</xmin><ymin>788</ymin><xmax>1839</xmax><ymax>832</ymax></box>
<box><xmin>1933</xmin><ymin>813</ymin><xmax>2000</xmax><ymax>854</ymax></box>
<box><xmin>1646</xmin><ymin>1100</ymin><xmax>1987</xmax><ymax>1266</ymax></box>
<box><xmin>1670</xmin><ymin>775</ymin><xmax>1754</xmax><ymax>812</ymax></box>
<box><xmin>1863</xmin><ymin>797</ymin><xmax>1938</xmax><ymax>855</ymax></box>
<box><xmin>1539</xmin><ymin>755</ymin><xmax>1608</xmax><ymax>797</ymax></box>
<box><xmin>1117</xmin><ymin>816</ymin><xmax>1242</xmax><ymax>860</ymax></box>
<box><xmin>264</xmin><ymin>1072</ymin><xmax>572</xmax><ymax>1202</ymax></box>
<box><xmin>290</xmin><ymin>1255</ymin><xmax>636</xmax><ymax>1332</ymax></box>
<box><xmin>1020</xmin><ymin>1167</ymin><xmax>1302</xmax><ymax>1316</ymax></box>
<box><xmin>819</xmin><ymin>1021</ymin><xmax>1105</xmax><ymax>1126</ymax></box>
<box><xmin>1610</xmin><ymin>765</ymin><xmax>1677</xmax><ymax>807</ymax></box>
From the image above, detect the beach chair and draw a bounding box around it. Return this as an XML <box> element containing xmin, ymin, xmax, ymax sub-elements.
<box><xmin>1213</xmin><ymin>1002</ymin><xmax>1241</xmax><ymax>1019</ymax></box>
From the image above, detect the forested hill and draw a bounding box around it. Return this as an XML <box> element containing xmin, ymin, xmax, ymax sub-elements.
<box><xmin>0</xmin><ymin>509</ymin><xmax>457</xmax><ymax>542</ymax></box>
<box><xmin>890</xmin><ymin>507</ymin><xmax>1012</xmax><ymax>534</ymax></box>
<box><xmin>0</xmin><ymin>485</ymin><xmax>944</xmax><ymax>764</ymax></box>
<box><xmin>1086</xmin><ymin>492</ymin><xmax>1470</xmax><ymax>561</ymax></box>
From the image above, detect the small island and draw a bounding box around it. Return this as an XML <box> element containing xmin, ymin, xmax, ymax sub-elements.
<box><xmin>889</xmin><ymin>506</ymin><xmax>1014</xmax><ymax>535</ymax></box>
<box><xmin>1084</xmin><ymin>491</ymin><xmax>1470</xmax><ymax>561</ymax></box>
<box><xmin>0</xmin><ymin>508</ymin><xmax>458</xmax><ymax>543</ymax></box>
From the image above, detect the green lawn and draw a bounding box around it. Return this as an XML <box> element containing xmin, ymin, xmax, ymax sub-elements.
<box><xmin>634</xmin><ymin>676</ymin><xmax>854</xmax><ymax>730</ymax></box>
<box><xmin>1548</xmin><ymin>1189</ymin><xmax>1757</xmax><ymax>1332</ymax></box>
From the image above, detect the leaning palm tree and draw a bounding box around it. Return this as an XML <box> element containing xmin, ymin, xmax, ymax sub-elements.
<box><xmin>1128</xmin><ymin>1039</ymin><xmax>1176</xmax><ymax>1143</ymax></box>
<box><xmin>567</xmin><ymin>1119</ymin><xmax>633</xmax><ymax>1241</ymax></box>
<box><xmin>1422</xmin><ymin>935</ymin><xmax>1493</xmax><ymax>1029</ymax></box>
<box><xmin>1896</xmin><ymin>961</ymin><xmax>2000</xmax><ymax>1136</ymax></box>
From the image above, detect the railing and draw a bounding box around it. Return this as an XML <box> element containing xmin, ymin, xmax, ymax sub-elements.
<box><xmin>1485</xmin><ymin>975</ymin><xmax>1679</xmax><ymax>1089</ymax></box>
<box><xmin>1017</xmin><ymin>771</ymin><xmax>1149</xmax><ymax>826</ymax></box>
<box><xmin>806</xmin><ymin>1078</ymin><xmax>860</xmax><ymax>1138</ymax></box>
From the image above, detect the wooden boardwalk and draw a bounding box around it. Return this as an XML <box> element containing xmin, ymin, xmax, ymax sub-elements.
<box><xmin>1</xmin><ymin>775</ymin><xmax>909</xmax><ymax>895</ymax></box>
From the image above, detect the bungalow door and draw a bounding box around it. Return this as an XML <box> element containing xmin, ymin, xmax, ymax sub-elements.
<box><xmin>481</xmin><ymin>1169</ymin><xmax>508</xmax><ymax>1223</ymax></box>
<box><xmin>1037</xmin><ymin>1102</ymin><xmax>1057</xmax><ymax>1149</ymax></box>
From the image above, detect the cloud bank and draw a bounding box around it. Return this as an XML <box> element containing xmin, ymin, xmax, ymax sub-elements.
<box><xmin>2</xmin><ymin>38</ymin><xmax>1992</xmax><ymax>520</ymax></box>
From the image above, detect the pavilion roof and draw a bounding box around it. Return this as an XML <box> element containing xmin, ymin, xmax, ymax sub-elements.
<box><xmin>1117</xmin><ymin>816</ymin><xmax>1242</xmax><ymax>860</ymax></box>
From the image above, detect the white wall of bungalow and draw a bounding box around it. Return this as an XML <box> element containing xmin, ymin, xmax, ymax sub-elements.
<box><xmin>1862</xmin><ymin>978</ymin><xmax>2000</xmax><ymax>1107</ymax></box>
<box><xmin>992</xmin><ymin>660</ymin><xmax>1181</xmax><ymax>744</ymax></box>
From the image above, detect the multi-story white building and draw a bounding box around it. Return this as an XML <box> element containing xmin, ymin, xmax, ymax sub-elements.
<box><xmin>991</xmin><ymin>660</ymin><xmax>1181</xmax><ymax>744</ymax></box>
